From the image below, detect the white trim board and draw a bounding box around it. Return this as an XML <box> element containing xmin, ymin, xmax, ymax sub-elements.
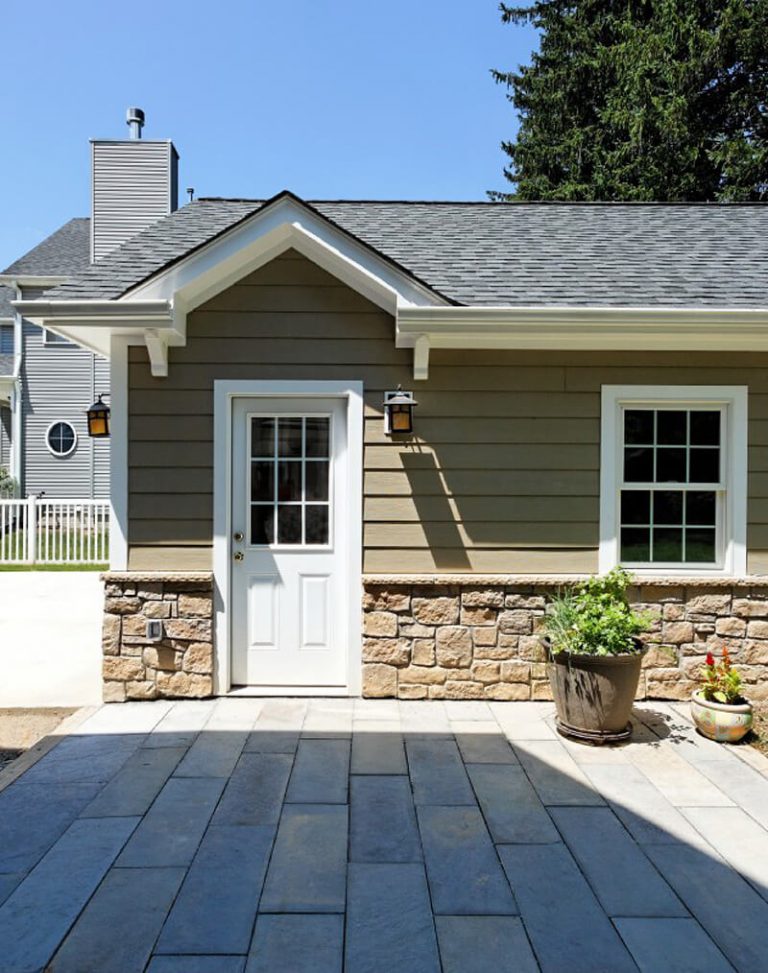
<box><xmin>213</xmin><ymin>380</ymin><xmax>364</xmax><ymax>696</ymax></box>
<box><xmin>599</xmin><ymin>384</ymin><xmax>747</xmax><ymax>578</ymax></box>
<box><xmin>109</xmin><ymin>336</ymin><xmax>129</xmax><ymax>570</ymax></box>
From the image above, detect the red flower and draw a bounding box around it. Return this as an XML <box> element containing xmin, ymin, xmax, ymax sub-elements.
<box><xmin>705</xmin><ymin>652</ymin><xmax>715</xmax><ymax>667</ymax></box>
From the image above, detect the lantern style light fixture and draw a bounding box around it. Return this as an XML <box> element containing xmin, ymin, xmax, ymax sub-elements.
<box><xmin>86</xmin><ymin>394</ymin><xmax>111</xmax><ymax>438</ymax></box>
<box><xmin>383</xmin><ymin>386</ymin><xmax>417</xmax><ymax>435</ymax></box>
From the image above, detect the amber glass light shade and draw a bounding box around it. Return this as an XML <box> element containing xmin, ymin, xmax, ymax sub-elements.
<box><xmin>86</xmin><ymin>396</ymin><xmax>111</xmax><ymax>438</ymax></box>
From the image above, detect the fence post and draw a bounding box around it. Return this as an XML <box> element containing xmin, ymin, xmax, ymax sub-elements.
<box><xmin>27</xmin><ymin>495</ymin><xmax>37</xmax><ymax>565</ymax></box>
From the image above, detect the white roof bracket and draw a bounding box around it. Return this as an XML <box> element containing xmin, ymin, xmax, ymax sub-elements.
<box><xmin>145</xmin><ymin>329</ymin><xmax>169</xmax><ymax>377</ymax></box>
<box><xmin>413</xmin><ymin>334</ymin><xmax>430</xmax><ymax>381</ymax></box>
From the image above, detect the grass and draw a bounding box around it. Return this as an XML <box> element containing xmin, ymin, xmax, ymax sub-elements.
<box><xmin>0</xmin><ymin>563</ymin><xmax>107</xmax><ymax>572</ymax></box>
<box><xmin>1</xmin><ymin>526</ymin><xmax>108</xmax><ymax>569</ymax></box>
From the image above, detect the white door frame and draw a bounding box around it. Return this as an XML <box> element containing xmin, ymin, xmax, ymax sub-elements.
<box><xmin>213</xmin><ymin>379</ymin><xmax>364</xmax><ymax>695</ymax></box>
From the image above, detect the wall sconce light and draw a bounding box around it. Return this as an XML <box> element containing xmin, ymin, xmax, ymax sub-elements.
<box><xmin>384</xmin><ymin>386</ymin><xmax>417</xmax><ymax>435</ymax></box>
<box><xmin>86</xmin><ymin>394</ymin><xmax>111</xmax><ymax>438</ymax></box>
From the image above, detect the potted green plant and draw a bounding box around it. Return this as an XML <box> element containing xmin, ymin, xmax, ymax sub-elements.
<box><xmin>542</xmin><ymin>568</ymin><xmax>651</xmax><ymax>743</ymax></box>
<box><xmin>691</xmin><ymin>648</ymin><xmax>752</xmax><ymax>742</ymax></box>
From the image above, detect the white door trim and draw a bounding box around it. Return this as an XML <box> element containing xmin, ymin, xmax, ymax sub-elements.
<box><xmin>213</xmin><ymin>379</ymin><xmax>363</xmax><ymax>695</ymax></box>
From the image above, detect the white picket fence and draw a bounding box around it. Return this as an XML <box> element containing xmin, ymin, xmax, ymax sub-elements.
<box><xmin>0</xmin><ymin>497</ymin><xmax>110</xmax><ymax>565</ymax></box>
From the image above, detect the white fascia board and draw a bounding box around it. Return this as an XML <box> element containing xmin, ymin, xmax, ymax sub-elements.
<box><xmin>10</xmin><ymin>299</ymin><xmax>175</xmax><ymax>358</ymax></box>
<box><xmin>396</xmin><ymin>305</ymin><xmax>768</xmax><ymax>351</ymax></box>
<box><xmin>125</xmin><ymin>195</ymin><xmax>448</xmax><ymax>316</ymax></box>
<box><xmin>0</xmin><ymin>275</ymin><xmax>70</xmax><ymax>288</ymax></box>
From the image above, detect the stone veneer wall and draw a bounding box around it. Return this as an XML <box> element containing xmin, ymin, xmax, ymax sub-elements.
<box><xmin>361</xmin><ymin>577</ymin><xmax>768</xmax><ymax>702</ymax></box>
<box><xmin>101</xmin><ymin>573</ymin><xmax>214</xmax><ymax>702</ymax></box>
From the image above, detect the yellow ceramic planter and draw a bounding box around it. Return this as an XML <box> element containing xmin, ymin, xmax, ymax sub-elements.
<box><xmin>690</xmin><ymin>690</ymin><xmax>753</xmax><ymax>743</ymax></box>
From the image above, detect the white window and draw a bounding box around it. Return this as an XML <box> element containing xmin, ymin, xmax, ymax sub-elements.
<box><xmin>600</xmin><ymin>386</ymin><xmax>747</xmax><ymax>576</ymax></box>
<box><xmin>0</xmin><ymin>324</ymin><xmax>13</xmax><ymax>354</ymax></box>
<box><xmin>43</xmin><ymin>328</ymin><xmax>71</xmax><ymax>347</ymax></box>
<box><xmin>46</xmin><ymin>421</ymin><xmax>77</xmax><ymax>457</ymax></box>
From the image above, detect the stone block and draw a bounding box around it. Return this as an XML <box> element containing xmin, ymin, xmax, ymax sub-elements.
<box><xmin>662</xmin><ymin>622</ymin><xmax>694</xmax><ymax>644</ymax></box>
<box><xmin>411</xmin><ymin>596</ymin><xmax>459</xmax><ymax>625</ymax></box>
<box><xmin>531</xmin><ymin>663</ymin><xmax>548</xmax><ymax>679</ymax></box>
<box><xmin>686</xmin><ymin>594</ymin><xmax>732</xmax><ymax>615</ymax></box>
<box><xmin>125</xmin><ymin>681</ymin><xmax>159</xmax><ymax>700</ymax></box>
<box><xmin>445</xmin><ymin>680</ymin><xmax>486</xmax><ymax>699</ymax></box>
<box><xmin>472</xmin><ymin>627</ymin><xmax>498</xmax><ymax>647</ymax></box>
<box><xmin>183</xmin><ymin>641</ymin><xmax>214</xmax><ymax>674</ymax></box>
<box><xmin>475</xmin><ymin>644</ymin><xmax>517</xmax><ymax>661</ymax></box>
<box><xmin>641</xmin><ymin>645</ymin><xmax>678</xmax><ymax>669</ymax></box>
<box><xmin>531</xmin><ymin>680</ymin><xmax>554</xmax><ymax>701</ymax></box>
<box><xmin>363</xmin><ymin>587</ymin><xmax>411</xmax><ymax>612</ymax></box>
<box><xmin>142</xmin><ymin>646</ymin><xmax>180</xmax><ymax>671</ymax></box>
<box><xmin>103</xmin><ymin>656</ymin><xmax>144</xmax><ymax>682</ymax></box>
<box><xmin>742</xmin><ymin>640</ymin><xmax>768</xmax><ymax>665</ymax></box>
<box><xmin>398</xmin><ymin>622</ymin><xmax>434</xmax><ymax>638</ymax></box>
<box><xmin>484</xmin><ymin>683</ymin><xmax>530</xmax><ymax>701</ymax></box>
<box><xmin>436</xmin><ymin>626</ymin><xmax>473</xmax><ymax>667</ymax></box>
<box><xmin>399</xmin><ymin>666</ymin><xmax>447</xmax><ymax>686</ymax></box>
<box><xmin>177</xmin><ymin>594</ymin><xmax>212</xmax><ymax>617</ymax></box>
<box><xmin>362</xmin><ymin>663</ymin><xmax>397</xmax><ymax>698</ymax></box>
<box><xmin>504</xmin><ymin>593</ymin><xmax>546</xmax><ymax>609</ymax></box>
<box><xmin>716</xmin><ymin>616</ymin><xmax>747</xmax><ymax>637</ymax></box>
<box><xmin>399</xmin><ymin>685</ymin><xmax>428</xmax><ymax>699</ymax></box>
<box><xmin>102</xmin><ymin>614</ymin><xmax>121</xmax><ymax>655</ymax></box>
<box><xmin>461</xmin><ymin>587</ymin><xmax>505</xmax><ymax>608</ymax></box>
<box><xmin>663</xmin><ymin>603</ymin><xmax>686</xmax><ymax>621</ymax></box>
<box><xmin>412</xmin><ymin>639</ymin><xmax>435</xmax><ymax>666</ymax></box>
<box><xmin>460</xmin><ymin>606</ymin><xmax>497</xmax><ymax>626</ymax></box>
<box><xmin>104</xmin><ymin>597</ymin><xmax>141</xmax><ymax>615</ymax></box>
<box><xmin>164</xmin><ymin>617</ymin><xmax>212</xmax><ymax>641</ymax></box>
<box><xmin>501</xmin><ymin>661</ymin><xmax>531</xmax><ymax>683</ymax></box>
<box><xmin>428</xmin><ymin>686</ymin><xmax>447</xmax><ymax>699</ymax></box>
<box><xmin>517</xmin><ymin>635</ymin><xmax>547</xmax><ymax>661</ymax></box>
<box><xmin>155</xmin><ymin>671</ymin><xmax>213</xmax><ymax>698</ymax></box>
<box><xmin>362</xmin><ymin>637</ymin><xmax>411</xmax><ymax>666</ymax></box>
<box><xmin>471</xmin><ymin>661</ymin><xmax>501</xmax><ymax>684</ymax></box>
<box><xmin>733</xmin><ymin>598</ymin><xmax>768</xmax><ymax>618</ymax></box>
<box><xmin>137</xmin><ymin>582</ymin><xmax>164</xmax><ymax>600</ymax></box>
<box><xmin>363</xmin><ymin>611</ymin><xmax>398</xmax><ymax>637</ymax></box>
<box><xmin>645</xmin><ymin>668</ymin><xmax>696</xmax><ymax>700</ymax></box>
<box><xmin>142</xmin><ymin>601</ymin><xmax>172</xmax><ymax>619</ymax></box>
<box><xmin>103</xmin><ymin>681</ymin><xmax>126</xmax><ymax>703</ymax></box>
<box><xmin>746</xmin><ymin>620</ymin><xmax>768</xmax><ymax>639</ymax></box>
<box><xmin>498</xmin><ymin>610</ymin><xmax>532</xmax><ymax>635</ymax></box>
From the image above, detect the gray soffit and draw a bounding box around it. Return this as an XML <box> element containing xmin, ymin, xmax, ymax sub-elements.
<box><xmin>28</xmin><ymin>196</ymin><xmax>768</xmax><ymax>309</ymax></box>
<box><xmin>1</xmin><ymin>217</ymin><xmax>91</xmax><ymax>278</ymax></box>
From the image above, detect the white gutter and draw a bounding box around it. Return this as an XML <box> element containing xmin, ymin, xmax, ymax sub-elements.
<box><xmin>396</xmin><ymin>305</ymin><xmax>768</xmax><ymax>379</ymax></box>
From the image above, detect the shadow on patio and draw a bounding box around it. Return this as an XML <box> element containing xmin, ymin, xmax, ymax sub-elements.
<box><xmin>0</xmin><ymin>697</ymin><xmax>766</xmax><ymax>972</ymax></box>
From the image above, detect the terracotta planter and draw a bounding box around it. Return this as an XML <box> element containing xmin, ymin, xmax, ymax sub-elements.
<box><xmin>547</xmin><ymin>643</ymin><xmax>646</xmax><ymax>744</ymax></box>
<box><xmin>690</xmin><ymin>690</ymin><xmax>752</xmax><ymax>743</ymax></box>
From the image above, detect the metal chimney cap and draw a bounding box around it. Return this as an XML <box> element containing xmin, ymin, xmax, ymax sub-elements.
<box><xmin>126</xmin><ymin>107</ymin><xmax>145</xmax><ymax>138</ymax></box>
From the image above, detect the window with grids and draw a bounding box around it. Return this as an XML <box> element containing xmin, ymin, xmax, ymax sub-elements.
<box><xmin>0</xmin><ymin>325</ymin><xmax>13</xmax><ymax>355</ymax></box>
<box><xmin>620</xmin><ymin>408</ymin><xmax>722</xmax><ymax>565</ymax></box>
<box><xmin>249</xmin><ymin>416</ymin><xmax>331</xmax><ymax>546</ymax></box>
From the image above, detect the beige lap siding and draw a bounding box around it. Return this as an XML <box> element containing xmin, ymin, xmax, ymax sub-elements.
<box><xmin>127</xmin><ymin>249</ymin><xmax>768</xmax><ymax>574</ymax></box>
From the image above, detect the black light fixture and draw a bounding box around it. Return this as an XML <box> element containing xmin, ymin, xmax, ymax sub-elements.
<box><xmin>86</xmin><ymin>394</ymin><xmax>111</xmax><ymax>438</ymax></box>
<box><xmin>383</xmin><ymin>386</ymin><xmax>417</xmax><ymax>435</ymax></box>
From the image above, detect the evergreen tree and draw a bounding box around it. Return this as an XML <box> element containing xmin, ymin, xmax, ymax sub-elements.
<box><xmin>492</xmin><ymin>1</ymin><xmax>768</xmax><ymax>200</ymax></box>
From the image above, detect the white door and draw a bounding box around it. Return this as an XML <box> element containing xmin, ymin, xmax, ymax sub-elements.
<box><xmin>230</xmin><ymin>397</ymin><xmax>349</xmax><ymax>687</ymax></box>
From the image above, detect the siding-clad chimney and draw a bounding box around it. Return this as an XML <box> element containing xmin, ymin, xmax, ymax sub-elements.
<box><xmin>90</xmin><ymin>108</ymin><xmax>179</xmax><ymax>262</ymax></box>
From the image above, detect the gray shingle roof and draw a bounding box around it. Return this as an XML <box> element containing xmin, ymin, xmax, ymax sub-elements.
<box><xmin>1</xmin><ymin>218</ymin><xmax>91</xmax><ymax>278</ymax></box>
<box><xmin>36</xmin><ymin>197</ymin><xmax>768</xmax><ymax>308</ymax></box>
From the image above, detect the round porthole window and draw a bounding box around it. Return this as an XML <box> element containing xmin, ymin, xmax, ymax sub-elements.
<box><xmin>46</xmin><ymin>421</ymin><xmax>77</xmax><ymax>457</ymax></box>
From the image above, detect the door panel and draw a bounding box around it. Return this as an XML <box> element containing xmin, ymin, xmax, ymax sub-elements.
<box><xmin>231</xmin><ymin>397</ymin><xmax>348</xmax><ymax>687</ymax></box>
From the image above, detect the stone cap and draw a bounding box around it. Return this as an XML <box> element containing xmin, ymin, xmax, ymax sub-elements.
<box><xmin>363</xmin><ymin>573</ymin><xmax>768</xmax><ymax>589</ymax></box>
<box><xmin>101</xmin><ymin>571</ymin><xmax>214</xmax><ymax>583</ymax></box>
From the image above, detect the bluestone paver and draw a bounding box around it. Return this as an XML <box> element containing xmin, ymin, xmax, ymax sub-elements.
<box><xmin>0</xmin><ymin>872</ymin><xmax>22</xmax><ymax>908</ymax></box>
<box><xmin>246</xmin><ymin>914</ymin><xmax>343</xmax><ymax>973</ymax></box>
<box><xmin>436</xmin><ymin>916</ymin><xmax>539</xmax><ymax>973</ymax></box>
<box><xmin>350</xmin><ymin>722</ymin><xmax>407</xmax><ymax>774</ymax></box>
<box><xmin>418</xmin><ymin>805</ymin><xmax>517</xmax><ymax>915</ymax></box>
<box><xmin>350</xmin><ymin>775</ymin><xmax>421</xmax><ymax>862</ymax></box>
<box><xmin>550</xmin><ymin>806</ymin><xmax>687</xmax><ymax>916</ymax></box>
<box><xmin>18</xmin><ymin>733</ymin><xmax>141</xmax><ymax>785</ymax></box>
<box><xmin>443</xmin><ymin>700</ymin><xmax>494</xmax><ymax>721</ymax></box>
<box><xmin>467</xmin><ymin>762</ymin><xmax>560</xmax><ymax>844</ymax></box>
<box><xmin>212</xmin><ymin>752</ymin><xmax>293</xmax><ymax>827</ymax></box>
<box><xmin>285</xmin><ymin>739</ymin><xmax>349</xmax><ymax>804</ymax></box>
<box><xmin>406</xmin><ymin>737</ymin><xmax>475</xmax><ymax>805</ymax></box>
<box><xmin>173</xmin><ymin>730</ymin><xmax>248</xmax><ymax>778</ymax></box>
<box><xmin>0</xmin><ymin>816</ymin><xmax>139</xmax><ymax>973</ymax></box>
<box><xmin>147</xmin><ymin>958</ymin><xmax>245</xmax><ymax>973</ymax></box>
<box><xmin>116</xmin><ymin>776</ymin><xmax>225</xmax><ymax>867</ymax></box>
<box><xmin>614</xmin><ymin>917</ymin><xmax>735</xmax><ymax>973</ymax></box>
<box><xmin>346</xmin><ymin>863</ymin><xmax>441</xmax><ymax>973</ymax></box>
<box><xmin>156</xmin><ymin>825</ymin><xmax>274</xmax><ymax>955</ymax></box>
<box><xmin>645</xmin><ymin>842</ymin><xmax>768</xmax><ymax>971</ymax></box>
<box><xmin>491</xmin><ymin>701</ymin><xmax>558</xmax><ymax>740</ymax></box>
<box><xmin>301</xmin><ymin>702</ymin><xmax>353</xmax><ymax>738</ymax></box>
<box><xmin>513</xmin><ymin>740</ymin><xmax>604</xmax><ymax>806</ymax></box>
<box><xmin>0</xmin><ymin>781</ymin><xmax>102</xmax><ymax>873</ymax></box>
<box><xmin>48</xmin><ymin>865</ymin><xmax>185</xmax><ymax>972</ymax></box>
<box><xmin>693</xmin><ymin>755</ymin><xmax>768</xmax><ymax>831</ymax></box>
<box><xmin>244</xmin><ymin>729</ymin><xmax>299</xmax><ymax>753</ymax></box>
<box><xmin>498</xmin><ymin>843</ymin><xmax>637</xmax><ymax>973</ymax></box>
<box><xmin>626</xmin><ymin>741</ymin><xmax>734</xmax><ymax>807</ymax></box>
<box><xmin>260</xmin><ymin>804</ymin><xmax>347</xmax><ymax>913</ymax></box>
<box><xmin>452</xmin><ymin>722</ymin><xmax>518</xmax><ymax>764</ymax></box>
<box><xmin>681</xmin><ymin>806</ymin><xmax>768</xmax><ymax>900</ymax></box>
<box><xmin>80</xmin><ymin>746</ymin><xmax>186</xmax><ymax>818</ymax></box>
<box><xmin>143</xmin><ymin>699</ymin><xmax>214</xmax><ymax>748</ymax></box>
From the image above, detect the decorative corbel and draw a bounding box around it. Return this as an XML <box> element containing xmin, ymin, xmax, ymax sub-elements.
<box><xmin>413</xmin><ymin>334</ymin><xmax>430</xmax><ymax>381</ymax></box>
<box><xmin>145</xmin><ymin>329</ymin><xmax>169</xmax><ymax>378</ymax></box>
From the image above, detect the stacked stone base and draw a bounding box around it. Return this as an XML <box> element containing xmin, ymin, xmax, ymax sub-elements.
<box><xmin>102</xmin><ymin>573</ymin><xmax>214</xmax><ymax>702</ymax></box>
<box><xmin>362</xmin><ymin>577</ymin><xmax>768</xmax><ymax>702</ymax></box>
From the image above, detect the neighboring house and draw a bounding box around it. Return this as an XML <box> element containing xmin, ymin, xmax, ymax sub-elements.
<box><xmin>14</xmin><ymin>139</ymin><xmax>768</xmax><ymax>703</ymax></box>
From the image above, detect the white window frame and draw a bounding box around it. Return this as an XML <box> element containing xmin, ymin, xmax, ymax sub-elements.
<box><xmin>45</xmin><ymin>420</ymin><xmax>78</xmax><ymax>458</ymax></box>
<box><xmin>600</xmin><ymin>385</ymin><xmax>747</xmax><ymax>577</ymax></box>
<box><xmin>43</xmin><ymin>328</ymin><xmax>72</xmax><ymax>347</ymax></box>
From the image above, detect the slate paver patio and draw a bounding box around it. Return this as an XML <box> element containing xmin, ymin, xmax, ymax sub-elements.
<box><xmin>0</xmin><ymin>697</ymin><xmax>767</xmax><ymax>971</ymax></box>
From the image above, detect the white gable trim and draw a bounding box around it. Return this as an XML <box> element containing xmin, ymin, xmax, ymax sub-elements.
<box><xmin>126</xmin><ymin>195</ymin><xmax>449</xmax><ymax>318</ymax></box>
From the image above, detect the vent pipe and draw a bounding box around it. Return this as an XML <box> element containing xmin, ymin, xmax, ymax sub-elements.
<box><xmin>126</xmin><ymin>107</ymin><xmax>145</xmax><ymax>139</ymax></box>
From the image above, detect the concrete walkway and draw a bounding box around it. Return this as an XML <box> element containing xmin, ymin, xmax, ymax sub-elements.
<box><xmin>1</xmin><ymin>698</ymin><xmax>767</xmax><ymax>972</ymax></box>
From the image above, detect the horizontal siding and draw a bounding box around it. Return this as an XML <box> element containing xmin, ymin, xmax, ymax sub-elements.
<box><xmin>0</xmin><ymin>405</ymin><xmax>11</xmax><ymax>469</ymax></box>
<box><xmin>127</xmin><ymin>249</ymin><xmax>768</xmax><ymax>573</ymax></box>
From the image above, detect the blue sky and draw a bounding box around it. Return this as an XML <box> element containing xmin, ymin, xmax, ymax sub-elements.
<box><xmin>0</xmin><ymin>1</ymin><xmax>537</xmax><ymax>270</ymax></box>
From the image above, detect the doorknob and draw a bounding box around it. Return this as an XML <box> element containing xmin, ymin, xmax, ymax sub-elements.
<box><xmin>233</xmin><ymin>551</ymin><xmax>244</xmax><ymax>562</ymax></box>
<box><xmin>233</xmin><ymin>531</ymin><xmax>244</xmax><ymax>542</ymax></box>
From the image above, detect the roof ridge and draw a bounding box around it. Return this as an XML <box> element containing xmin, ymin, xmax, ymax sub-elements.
<box><xmin>197</xmin><ymin>197</ymin><xmax>768</xmax><ymax>207</ymax></box>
